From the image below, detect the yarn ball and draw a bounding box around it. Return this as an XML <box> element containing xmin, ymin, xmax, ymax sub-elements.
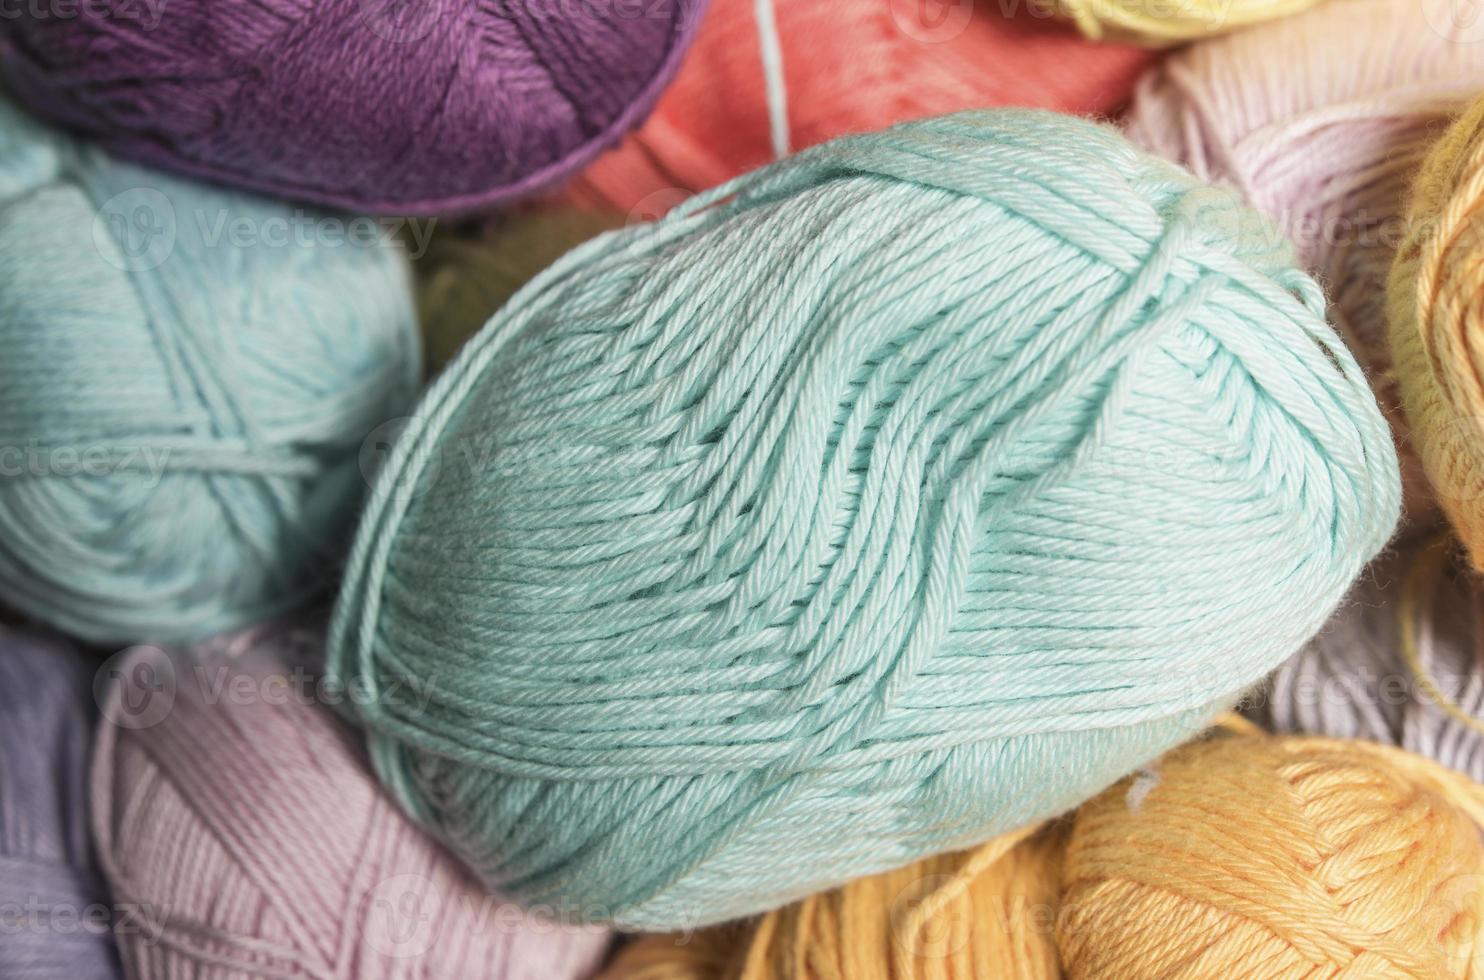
<box><xmin>0</xmin><ymin>628</ymin><xmax>120</xmax><ymax>979</ymax></box>
<box><xmin>1390</xmin><ymin>95</ymin><xmax>1484</xmax><ymax>572</ymax></box>
<box><xmin>0</xmin><ymin>98</ymin><xmax>421</xmax><ymax>645</ymax></box>
<box><xmin>91</xmin><ymin>628</ymin><xmax>612</xmax><ymax>979</ymax></box>
<box><xmin>0</xmin><ymin>0</ymin><xmax>704</xmax><ymax>216</ymax></box>
<box><xmin>328</xmin><ymin>110</ymin><xmax>1401</xmax><ymax>930</ymax></box>
<box><xmin>1059</xmin><ymin>732</ymin><xmax>1484</xmax><ymax>977</ymax></box>
<box><xmin>600</xmin><ymin>825</ymin><xmax>1069</xmax><ymax>980</ymax></box>
<box><xmin>1050</xmin><ymin>0</ymin><xmax>1324</xmax><ymax>43</ymax></box>
<box><xmin>565</xmin><ymin>0</ymin><xmax>1152</xmax><ymax>215</ymax></box>
<box><xmin>1252</xmin><ymin>535</ymin><xmax>1484</xmax><ymax>780</ymax></box>
<box><xmin>417</xmin><ymin>208</ymin><xmax>625</xmax><ymax>374</ymax></box>
<box><xmin>1125</xmin><ymin>0</ymin><xmax>1484</xmax><ymax>520</ymax></box>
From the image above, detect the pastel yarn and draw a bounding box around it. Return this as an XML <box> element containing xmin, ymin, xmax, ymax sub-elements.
<box><xmin>1125</xmin><ymin>0</ymin><xmax>1484</xmax><ymax>517</ymax></box>
<box><xmin>601</xmin><ymin>824</ymin><xmax>1068</xmax><ymax>980</ymax></box>
<box><xmin>329</xmin><ymin>110</ymin><xmax>1401</xmax><ymax>929</ymax></box>
<box><xmin>417</xmin><ymin>208</ymin><xmax>625</xmax><ymax>374</ymax></box>
<box><xmin>601</xmin><ymin>729</ymin><xmax>1484</xmax><ymax>979</ymax></box>
<box><xmin>1253</xmin><ymin>535</ymin><xmax>1484</xmax><ymax>781</ymax></box>
<box><xmin>0</xmin><ymin>99</ymin><xmax>420</xmax><ymax>645</ymax></box>
<box><xmin>1052</xmin><ymin>0</ymin><xmax>1324</xmax><ymax>43</ymax></box>
<box><xmin>1391</xmin><ymin>95</ymin><xmax>1484</xmax><ymax>572</ymax></box>
<box><xmin>565</xmin><ymin>0</ymin><xmax>1152</xmax><ymax>215</ymax></box>
<box><xmin>0</xmin><ymin>628</ymin><xmax>121</xmax><ymax>979</ymax></box>
<box><xmin>91</xmin><ymin>629</ymin><xmax>612</xmax><ymax>979</ymax></box>
<box><xmin>1057</xmin><ymin>731</ymin><xmax>1484</xmax><ymax>977</ymax></box>
<box><xmin>0</xmin><ymin>0</ymin><xmax>704</xmax><ymax>215</ymax></box>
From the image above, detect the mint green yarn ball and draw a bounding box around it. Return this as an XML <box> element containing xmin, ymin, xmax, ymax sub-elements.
<box><xmin>329</xmin><ymin>111</ymin><xmax>1400</xmax><ymax>930</ymax></box>
<box><xmin>0</xmin><ymin>99</ymin><xmax>421</xmax><ymax>645</ymax></box>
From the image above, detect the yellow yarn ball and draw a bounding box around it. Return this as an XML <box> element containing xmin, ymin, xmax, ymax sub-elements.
<box><xmin>602</xmin><ymin>731</ymin><xmax>1484</xmax><ymax>979</ymax></box>
<box><xmin>1390</xmin><ymin>96</ymin><xmax>1484</xmax><ymax>572</ymax></box>
<box><xmin>1060</xmin><ymin>733</ymin><xmax>1484</xmax><ymax>978</ymax></box>
<box><xmin>415</xmin><ymin>207</ymin><xmax>624</xmax><ymax>373</ymax></box>
<box><xmin>1052</xmin><ymin>0</ymin><xmax>1324</xmax><ymax>43</ymax></box>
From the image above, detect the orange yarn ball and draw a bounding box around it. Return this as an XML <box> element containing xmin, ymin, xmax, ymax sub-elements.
<box><xmin>566</xmin><ymin>0</ymin><xmax>1152</xmax><ymax>215</ymax></box>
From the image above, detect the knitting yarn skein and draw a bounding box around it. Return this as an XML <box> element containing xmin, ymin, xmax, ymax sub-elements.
<box><xmin>1059</xmin><ymin>732</ymin><xmax>1484</xmax><ymax>977</ymax></box>
<box><xmin>0</xmin><ymin>0</ymin><xmax>704</xmax><ymax>215</ymax></box>
<box><xmin>1126</xmin><ymin>0</ymin><xmax>1484</xmax><ymax>519</ymax></box>
<box><xmin>92</xmin><ymin>629</ymin><xmax>611</xmax><ymax>979</ymax></box>
<box><xmin>566</xmin><ymin>0</ymin><xmax>1151</xmax><ymax>215</ymax></box>
<box><xmin>0</xmin><ymin>628</ymin><xmax>120</xmax><ymax>980</ymax></box>
<box><xmin>1052</xmin><ymin>0</ymin><xmax>1323</xmax><ymax>43</ymax></box>
<box><xmin>1391</xmin><ymin>95</ymin><xmax>1484</xmax><ymax>570</ymax></box>
<box><xmin>329</xmin><ymin>110</ymin><xmax>1401</xmax><ymax>930</ymax></box>
<box><xmin>0</xmin><ymin>99</ymin><xmax>420</xmax><ymax>645</ymax></box>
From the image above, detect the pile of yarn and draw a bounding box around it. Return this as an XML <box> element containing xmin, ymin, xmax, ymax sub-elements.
<box><xmin>601</xmin><ymin>728</ymin><xmax>1484</xmax><ymax>978</ymax></box>
<box><xmin>0</xmin><ymin>0</ymin><xmax>706</xmax><ymax>214</ymax></box>
<box><xmin>1125</xmin><ymin>0</ymin><xmax>1484</xmax><ymax>516</ymax></box>
<box><xmin>0</xmin><ymin>628</ymin><xmax>119</xmax><ymax>979</ymax></box>
<box><xmin>0</xmin><ymin>96</ymin><xmax>421</xmax><ymax>645</ymax></box>
<box><xmin>328</xmin><ymin>110</ymin><xmax>1399</xmax><ymax>930</ymax></box>
<box><xmin>91</xmin><ymin>627</ymin><xmax>612</xmax><ymax>978</ymax></box>
<box><xmin>565</xmin><ymin>0</ymin><xmax>1152</xmax><ymax>214</ymax></box>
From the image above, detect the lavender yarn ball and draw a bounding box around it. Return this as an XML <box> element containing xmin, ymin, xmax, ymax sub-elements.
<box><xmin>0</xmin><ymin>0</ymin><xmax>706</xmax><ymax>215</ymax></box>
<box><xmin>1251</xmin><ymin>537</ymin><xmax>1484</xmax><ymax>780</ymax></box>
<box><xmin>0</xmin><ymin>628</ymin><xmax>120</xmax><ymax>979</ymax></box>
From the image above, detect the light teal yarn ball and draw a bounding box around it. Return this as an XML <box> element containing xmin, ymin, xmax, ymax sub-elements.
<box><xmin>328</xmin><ymin>111</ymin><xmax>1401</xmax><ymax>930</ymax></box>
<box><xmin>0</xmin><ymin>99</ymin><xmax>420</xmax><ymax>645</ymax></box>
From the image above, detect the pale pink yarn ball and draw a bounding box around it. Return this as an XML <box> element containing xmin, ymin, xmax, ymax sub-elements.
<box><xmin>1125</xmin><ymin>0</ymin><xmax>1484</xmax><ymax>520</ymax></box>
<box><xmin>91</xmin><ymin>627</ymin><xmax>611</xmax><ymax>979</ymax></box>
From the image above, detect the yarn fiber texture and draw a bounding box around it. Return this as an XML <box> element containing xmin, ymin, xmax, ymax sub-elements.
<box><xmin>417</xmin><ymin>208</ymin><xmax>625</xmax><ymax>374</ymax></box>
<box><xmin>0</xmin><ymin>99</ymin><xmax>420</xmax><ymax>645</ymax></box>
<box><xmin>1390</xmin><ymin>95</ymin><xmax>1484</xmax><ymax>572</ymax></box>
<box><xmin>1253</xmin><ymin>536</ymin><xmax>1484</xmax><ymax>781</ymax></box>
<box><xmin>565</xmin><ymin>0</ymin><xmax>1152</xmax><ymax>215</ymax></box>
<box><xmin>91</xmin><ymin>629</ymin><xmax>611</xmax><ymax>979</ymax></box>
<box><xmin>0</xmin><ymin>0</ymin><xmax>704</xmax><ymax>215</ymax></box>
<box><xmin>328</xmin><ymin>110</ymin><xmax>1401</xmax><ymax>930</ymax></box>
<box><xmin>601</xmin><ymin>824</ymin><xmax>1068</xmax><ymax>980</ymax></box>
<box><xmin>1125</xmin><ymin>0</ymin><xmax>1484</xmax><ymax>519</ymax></box>
<box><xmin>0</xmin><ymin>628</ymin><xmax>120</xmax><ymax>979</ymax></box>
<box><xmin>601</xmin><ymin>729</ymin><xmax>1484</xmax><ymax>979</ymax></box>
<box><xmin>1051</xmin><ymin>0</ymin><xmax>1324</xmax><ymax>43</ymax></box>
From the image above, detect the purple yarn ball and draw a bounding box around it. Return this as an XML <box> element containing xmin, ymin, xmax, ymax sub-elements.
<box><xmin>0</xmin><ymin>628</ymin><xmax>120</xmax><ymax>979</ymax></box>
<box><xmin>0</xmin><ymin>0</ymin><xmax>705</xmax><ymax>215</ymax></box>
